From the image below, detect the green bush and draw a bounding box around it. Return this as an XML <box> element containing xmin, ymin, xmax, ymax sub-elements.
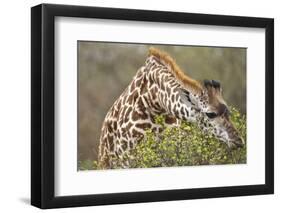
<box><xmin>78</xmin><ymin>159</ymin><xmax>99</xmax><ymax>170</ymax></box>
<box><xmin>79</xmin><ymin>107</ymin><xmax>246</xmax><ymax>170</ymax></box>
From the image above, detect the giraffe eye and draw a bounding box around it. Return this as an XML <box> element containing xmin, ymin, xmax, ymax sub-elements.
<box><xmin>206</xmin><ymin>112</ymin><xmax>218</xmax><ymax>119</ymax></box>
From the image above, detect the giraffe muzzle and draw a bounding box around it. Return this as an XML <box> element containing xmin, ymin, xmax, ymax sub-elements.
<box><xmin>229</xmin><ymin>137</ymin><xmax>244</xmax><ymax>149</ymax></box>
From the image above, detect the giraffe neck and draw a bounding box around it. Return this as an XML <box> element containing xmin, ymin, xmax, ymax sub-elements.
<box><xmin>142</xmin><ymin>55</ymin><xmax>203</xmax><ymax>123</ymax></box>
<box><xmin>98</xmin><ymin>53</ymin><xmax>206</xmax><ymax>169</ymax></box>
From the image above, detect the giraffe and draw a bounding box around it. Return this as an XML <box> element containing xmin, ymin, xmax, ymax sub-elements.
<box><xmin>98</xmin><ymin>47</ymin><xmax>244</xmax><ymax>169</ymax></box>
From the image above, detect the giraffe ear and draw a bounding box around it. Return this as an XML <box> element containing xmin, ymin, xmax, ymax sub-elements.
<box><xmin>178</xmin><ymin>88</ymin><xmax>192</xmax><ymax>104</ymax></box>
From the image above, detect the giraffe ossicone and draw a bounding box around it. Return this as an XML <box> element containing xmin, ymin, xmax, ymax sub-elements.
<box><xmin>98</xmin><ymin>47</ymin><xmax>244</xmax><ymax>169</ymax></box>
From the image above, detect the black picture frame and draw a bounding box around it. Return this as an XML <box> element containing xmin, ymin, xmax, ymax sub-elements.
<box><xmin>31</xmin><ymin>3</ymin><xmax>274</xmax><ymax>209</ymax></box>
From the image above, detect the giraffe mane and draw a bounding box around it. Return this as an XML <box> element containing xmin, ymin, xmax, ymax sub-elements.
<box><xmin>148</xmin><ymin>47</ymin><xmax>203</xmax><ymax>94</ymax></box>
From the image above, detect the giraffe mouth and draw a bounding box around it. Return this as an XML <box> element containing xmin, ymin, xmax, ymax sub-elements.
<box><xmin>228</xmin><ymin>138</ymin><xmax>244</xmax><ymax>149</ymax></box>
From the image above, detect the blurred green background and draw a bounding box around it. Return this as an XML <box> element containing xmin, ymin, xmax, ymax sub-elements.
<box><xmin>78</xmin><ymin>42</ymin><xmax>246</xmax><ymax>162</ymax></box>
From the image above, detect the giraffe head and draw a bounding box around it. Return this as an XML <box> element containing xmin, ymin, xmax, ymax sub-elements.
<box><xmin>147</xmin><ymin>47</ymin><xmax>244</xmax><ymax>148</ymax></box>
<box><xmin>181</xmin><ymin>79</ymin><xmax>244</xmax><ymax>148</ymax></box>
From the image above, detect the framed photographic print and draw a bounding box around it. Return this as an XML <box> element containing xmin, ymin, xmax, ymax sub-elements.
<box><xmin>31</xmin><ymin>3</ymin><xmax>274</xmax><ymax>209</ymax></box>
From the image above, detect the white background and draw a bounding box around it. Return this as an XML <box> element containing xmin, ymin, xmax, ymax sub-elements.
<box><xmin>56</xmin><ymin>18</ymin><xmax>265</xmax><ymax>196</ymax></box>
<box><xmin>0</xmin><ymin>0</ymin><xmax>279</xmax><ymax>212</ymax></box>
